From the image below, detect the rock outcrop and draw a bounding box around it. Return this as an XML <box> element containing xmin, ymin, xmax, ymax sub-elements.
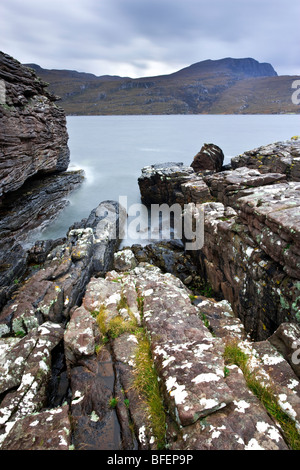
<box><xmin>138</xmin><ymin>162</ymin><xmax>211</xmax><ymax>206</ymax></box>
<box><xmin>0</xmin><ymin>200</ymin><xmax>126</xmax><ymax>449</ymax></box>
<box><xmin>231</xmin><ymin>139</ymin><xmax>300</xmax><ymax>181</ymax></box>
<box><xmin>0</xmin><ymin>51</ymin><xmax>70</xmax><ymax>197</ymax></box>
<box><xmin>0</xmin><ymin>52</ymin><xmax>84</xmax><ymax>310</ymax></box>
<box><xmin>138</xmin><ymin>140</ymin><xmax>300</xmax><ymax>341</ymax></box>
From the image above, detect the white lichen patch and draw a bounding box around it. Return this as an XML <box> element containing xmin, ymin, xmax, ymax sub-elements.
<box><xmin>287</xmin><ymin>379</ymin><xmax>299</xmax><ymax>391</ymax></box>
<box><xmin>72</xmin><ymin>390</ymin><xmax>84</xmax><ymax>404</ymax></box>
<box><xmin>191</xmin><ymin>373</ymin><xmax>221</xmax><ymax>384</ymax></box>
<box><xmin>233</xmin><ymin>400</ymin><xmax>250</xmax><ymax>413</ymax></box>
<box><xmin>90</xmin><ymin>411</ymin><xmax>100</xmax><ymax>422</ymax></box>
<box><xmin>261</xmin><ymin>353</ymin><xmax>284</xmax><ymax>366</ymax></box>
<box><xmin>244</xmin><ymin>438</ymin><xmax>265</xmax><ymax>450</ymax></box>
<box><xmin>198</xmin><ymin>397</ymin><xmax>223</xmax><ymax>410</ymax></box>
<box><xmin>127</xmin><ymin>334</ymin><xmax>138</xmax><ymax>344</ymax></box>
<box><xmin>138</xmin><ymin>425</ymin><xmax>147</xmax><ymax>444</ymax></box>
<box><xmin>166</xmin><ymin>377</ymin><xmax>188</xmax><ymax>405</ymax></box>
<box><xmin>256</xmin><ymin>421</ymin><xmax>281</xmax><ymax>442</ymax></box>
<box><xmin>210</xmin><ymin>425</ymin><xmax>226</xmax><ymax>439</ymax></box>
<box><xmin>278</xmin><ymin>394</ymin><xmax>297</xmax><ymax>421</ymax></box>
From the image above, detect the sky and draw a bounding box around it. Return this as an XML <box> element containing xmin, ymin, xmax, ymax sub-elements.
<box><xmin>0</xmin><ymin>0</ymin><xmax>299</xmax><ymax>78</ymax></box>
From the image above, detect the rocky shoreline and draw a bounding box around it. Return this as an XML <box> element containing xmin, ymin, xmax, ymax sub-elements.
<box><xmin>0</xmin><ymin>139</ymin><xmax>300</xmax><ymax>450</ymax></box>
<box><xmin>1</xmin><ymin>52</ymin><xmax>300</xmax><ymax>451</ymax></box>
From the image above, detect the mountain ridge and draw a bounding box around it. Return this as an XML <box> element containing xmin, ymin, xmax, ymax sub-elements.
<box><xmin>24</xmin><ymin>57</ymin><xmax>299</xmax><ymax>115</ymax></box>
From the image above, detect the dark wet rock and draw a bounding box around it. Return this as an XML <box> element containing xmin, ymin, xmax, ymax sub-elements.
<box><xmin>0</xmin><ymin>52</ymin><xmax>70</xmax><ymax>197</ymax></box>
<box><xmin>0</xmin><ymin>244</ymin><xmax>28</xmax><ymax>312</ymax></box>
<box><xmin>69</xmin><ymin>350</ymin><xmax>122</xmax><ymax>451</ymax></box>
<box><xmin>0</xmin><ymin>52</ymin><xmax>85</xmax><ymax>313</ymax></box>
<box><xmin>128</xmin><ymin>241</ymin><xmax>201</xmax><ymax>288</ymax></box>
<box><xmin>191</xmin><ymin>143</ymin><xmax>224</xmax><ymax>173</ymax></box>
<box><xmin>0</xmin><ymin>170</ymin><xmax>84</xmax><ymax>251</ymax></box>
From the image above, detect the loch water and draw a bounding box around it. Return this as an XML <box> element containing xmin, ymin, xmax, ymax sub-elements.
<box><xmin>37</xmin><ymin>114</ymin><xmax>300</xmax><ymax>246</ymax></box>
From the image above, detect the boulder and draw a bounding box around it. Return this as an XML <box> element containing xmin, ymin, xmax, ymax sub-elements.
<box><xmin>191</xmin><ymin>143</ymin><xmax>224</xmax><ymax>173</ymax></box>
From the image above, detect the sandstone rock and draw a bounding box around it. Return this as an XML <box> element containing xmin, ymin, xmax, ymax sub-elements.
<box><xmin>171</xmin><ymin>365</ymin><xmax>289</xmax><ymax>450</ymax></box>
<box><xmin>196</xmin><ymin>297</ymin><xmax>249</xmax><ymax>341</ymax></box>
<box><xmin>0</xmin><ymin>52</ymin><xmax>70</xmax><ymax>197</ymax></box>
<box><xmin>269</xmin><ymin>323</ymin><xmax>300</xmax><ymax>378</ymax></box>
<box><xmin>231</xmin><ymin>139</ymin><xmax>300</xmax><ymax>181</ymax></box>
<box><xmin>0</xmin><ymin>322</ymin><xmax>64</xmax><ymax>446</ymax></box>
<box><xmin>138</xmin><ymin>162</ymin><xmax>199</xmax><ymax>206</ymax></box>
<box><xmin>204</xmin><ymin>166</ymin><xmax>286</xmax><ymax>209</ymax></box>
<box><xmin>0</xmin><ymin>404</ymin><xmax>72</xmax><ymax>450</ymax></box>
<box><xmin>64</xmin><ymin>305</ymin><xmax>101</xmax><ymax>366</ymax></box>
<box><xmin>200</xmin><ymin>201</ymin><xmax>300</xmax><ymax>339</ymax></box>
<box><xmin>237</xmin><ymin>181</ymin><xmax>300</xmax><ymax>278</ymax></box>
<box><xmin>191</xmin><ymin>143</ymin><xmax>224</xmax><ymax>173</ymax></box>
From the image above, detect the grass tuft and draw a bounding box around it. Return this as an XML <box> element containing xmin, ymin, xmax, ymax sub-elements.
<box><xmin>224</xmin><ymin>341</ymin><xmax>300</xmax><ymax>450</ymax></box>
<box><xmin>133</xmin><ymin>329</ymin><xmax>166</xmax><ymax>449</ymax></box>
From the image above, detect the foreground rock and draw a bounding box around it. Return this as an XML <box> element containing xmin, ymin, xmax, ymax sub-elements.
<box><xmin>61</xmin><ymin>254</ymin><xmax>300</xmax><ymax>450</ymax></box>
<box><xmin>0</xmin><ymin>200</ymin><xmax>125</xmax><ymax>449</ymax></box>
<box><xmin>0</xmin><ymin>200</ymin><xmax>125</xmax><ymax>337</ymax></box>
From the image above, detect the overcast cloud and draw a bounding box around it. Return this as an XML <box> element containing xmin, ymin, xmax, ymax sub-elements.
<box><xmin>0</xmin><ymin>0</ymin><xmax>299</xmax><ymax>78</ymax></box>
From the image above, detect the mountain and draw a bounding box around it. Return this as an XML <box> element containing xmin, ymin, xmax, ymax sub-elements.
<box><xmin>24</xmin><ymin>58</ymin><xmax>300</xmax><ymax>115</ymax></box>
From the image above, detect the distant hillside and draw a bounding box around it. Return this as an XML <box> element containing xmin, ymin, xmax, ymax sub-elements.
<box><xmin>25</xmin><ymin>58</ymin><xmax>300</xmax><ymax>115</ymax></box>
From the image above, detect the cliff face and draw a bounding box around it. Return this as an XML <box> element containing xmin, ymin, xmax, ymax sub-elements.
<box><xmin>0</xmin><ymin>51</ymin><xmax>70</xmax><ymax>197</ymax></box>
<box><xmin>0</xmin><ymin>52</ymin><xmax>83</xmax><ymax>308</ymax></box>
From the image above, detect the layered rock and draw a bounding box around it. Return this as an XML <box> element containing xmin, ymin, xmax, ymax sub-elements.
<box><xmin>0</xmin><ymin>52</ymin><xmax>70</xmax><ymax>197</ymax></box>
<box><xmin>138</xmin><ymin>162</ymin><xmax>211</xmax><ymax>206</ymax></box>
<box><xmin>0</xmin><ymin>200</ymin><xmax>125</xmax><ymax>449</ymax></box>
<box><xmin>0</xmin><ymin>52</ymin><xmax>84</xmax><ymax>310</ymax></box>
<box><xmin>138</xmin><ymin>140</ymin><xmax>300</xmax><ymax>342</ymax></box>
<box><xmin>231</xmin><ymin>139</ymin><xmax>300</xmax><ymax>181</ymax></box>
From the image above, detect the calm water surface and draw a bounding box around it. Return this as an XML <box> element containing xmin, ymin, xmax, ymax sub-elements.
<box><xmin>37</xmin><ymin>114</ymin><xmax>300</xmax><ymax>244</ymax></box>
